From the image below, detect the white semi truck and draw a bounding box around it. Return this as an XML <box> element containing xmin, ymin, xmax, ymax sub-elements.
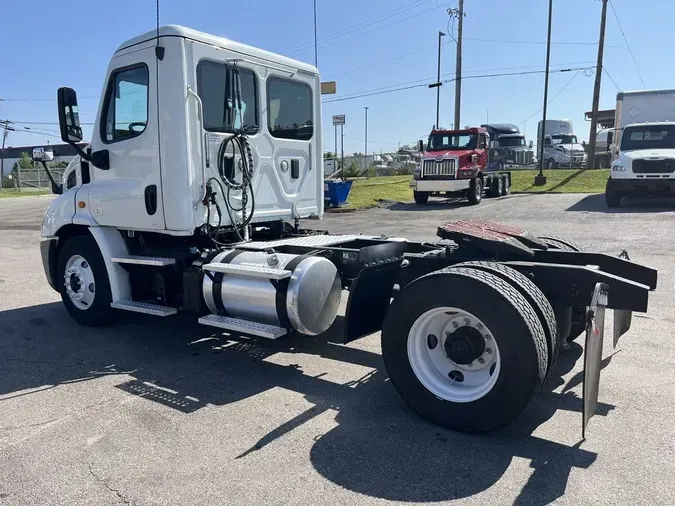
<box><xmin>537</xmin><ymin>119</ymin><xmax>587</xmax><ymax>169</ymax></box>
<box><xmin>605</xmin><ymin>89</ymin><xmax>675</xmax><ymax>207</ymax></box>
<box><xmin>38</xmin><ymin>25</ymin><xmax>657</xmax><ymax>435</ymax></box>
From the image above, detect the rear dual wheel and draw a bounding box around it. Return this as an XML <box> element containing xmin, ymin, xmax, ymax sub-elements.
<box><xmin>382</xmin><ymin>264</ymin><xmax>550</xmax><ymax>433</ymax></box>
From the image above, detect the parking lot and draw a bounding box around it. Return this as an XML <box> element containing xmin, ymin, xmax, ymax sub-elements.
<box><xmin>1</xmin><ymin>193</ymin><xmax>675</xmax><ymax>506</ymax></box>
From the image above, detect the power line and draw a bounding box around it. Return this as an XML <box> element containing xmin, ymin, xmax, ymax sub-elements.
<box><xmin>603</xmin><ymin>67</ymin><xmax>620</xmax><ymax>91</ymax></box>
<box><xmin>285</xmin><ymin>0</ymin><xmax>431</xmax><ymax>53</ymax></box>
<box><xmin>463</xmin><ymin>37</ymin><xmax>625</xmax><ymax>49</ymax></box>
<box><xmin>323</xmin><ymin>66</ymin><xmax>591</xmax><ymax>104</ymax></box>
<box><xmin>608</xmin><ymin>0</ymin><xmax>645</xmax><ymax>88</ymax></box>
<box><xmin>11</xmin><ymin>120</ymin><xmax>95</xmax><ymax>125</ymax></box>
<box><xmin>518</xmin><ymin>71</ymin><xmax>582</xmax><ymax>127</ymax></box>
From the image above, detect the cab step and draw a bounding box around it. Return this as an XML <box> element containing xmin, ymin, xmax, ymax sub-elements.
<box><xmin>111</xmin><ymin>255</ymin><xmax>176</xmax><ymax>266</ymax></box>
<box><xmin>202</xmin><ymin>262</ymin><xmax>291</xmax><ymax>280</ymax></box>
<box><xmin>198</xmin><ymin>314</ymin><xmax>287</xmax><ymax>339</ymax></box>
<box><xmin>111</xmin><ymin>300</ymin><xmax>178</xmax><ymax>316</ymax></box>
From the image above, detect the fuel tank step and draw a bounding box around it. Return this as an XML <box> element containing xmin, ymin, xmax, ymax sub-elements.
<box><xmin>202</xmin><ymin>262</ymin><xmax>291</xmax><ymax>280</ymax></box>
<box><xmin>111</xmin><ymin>300</ymin><xmax>178</xmax><ymax>316</ymax></box>
<box><xmin>111</xmin><ymin>255</ymin><xmax>176</xmax><ymax>266</ymax></box>
<box><xmin>198</xmin><ymin>314</ymin><xmax>287</xmax><ymax>339</ymax></box>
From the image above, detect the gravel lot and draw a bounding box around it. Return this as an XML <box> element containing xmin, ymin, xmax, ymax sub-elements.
<box><xmin>1</xmin><ymin>193</ymin><xmax>674</xmax><ymax>506</ymax></box>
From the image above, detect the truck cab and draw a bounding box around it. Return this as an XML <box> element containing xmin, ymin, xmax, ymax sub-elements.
<box><xmin>605</xmin><ymin>121</ymin><xmax>675</xmax><ymax>207</ymax></box>
<box><xmin>537</xmin><ymin>119</ymin><xmax>587</xmax><ymax>169</ymax></box>
<box><xmin>410</xmin><ymin>127</ymin><xmax>511</xmax><ymax>205</ymax></box>
<box><xmin>481</xmin><ymin>123</ymin><xmax>535</xmax><ymax>168</ymax></box>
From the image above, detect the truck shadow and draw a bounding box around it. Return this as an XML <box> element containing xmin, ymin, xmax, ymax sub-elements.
<box><xmin>567</xmin><ymin>194</ymin><xmax>675</xmax><ymax>213</ymax></box>
<box><xmin>386</xmin><ymin>196</ymin><xmax>514</xmax><ymax>212</ymax></box>
<box><xmin>0</xmin><ymin>302</ymin><xmax>605</xmax><ymax>505</ymax></box>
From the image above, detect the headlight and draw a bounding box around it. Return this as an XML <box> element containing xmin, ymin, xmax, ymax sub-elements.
<box><xmin>612</xmin><ymin>164</ymin><xmax>626</xmax><ymax>172</ymax></box>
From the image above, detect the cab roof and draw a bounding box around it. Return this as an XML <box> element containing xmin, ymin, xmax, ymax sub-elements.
<box><xmin>431</xmin><ymin>127</ymin><xmax>486</xmax><ymax>134</ymax></box>
<box><xmin>116</xmin><ymin>25</ymin><xmax>319</xmax><ymax>75</ymax></box>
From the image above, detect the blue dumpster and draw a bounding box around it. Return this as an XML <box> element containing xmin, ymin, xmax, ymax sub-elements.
<box><xmin>324</xmin><ymin>180</ymin><xmax>353</xmax><ymax>208</ymax></box>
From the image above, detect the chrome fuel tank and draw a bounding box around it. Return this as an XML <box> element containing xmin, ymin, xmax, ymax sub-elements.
<box><xmin>203</xmin><ymin>249</ymin><xmax>342</xmax><ymax>336</ymax></box>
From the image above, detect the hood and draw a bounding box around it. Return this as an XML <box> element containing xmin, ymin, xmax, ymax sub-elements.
<box><xmin>423</xmin><ymin>150</ymin><xmax>470</xmax><ymax>160</ymax></box>
<box><xmin>620</xmin><ymin>148</ymin><xmax>675</xmax><ymax>161</ymax></box>
<box><xmin>555</xmin><ymin>143</ymin><xmax>585</xmax><ymax>153</ymax></box>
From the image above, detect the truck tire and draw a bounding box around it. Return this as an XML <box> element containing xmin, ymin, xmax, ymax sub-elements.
<box><xmin>468</xmin><ymin>177</ymin><xmax>482</xmax><ymax>205</ymax></box>
<box><xmin>500</xmin><ymin>174</ymin><xmax>510</xmax><ymax>196</ymax></box>
<box><xmin>414</xmin><ymin>191</ymin><xmax>429</xmax><ymax>205</ymax></box>
<box><xmin>546</xmin><ymin>158</ymin><xmax>557</xmax><ymax>170</ymax></box>
<box><xmin>57</xmin><ymin>234</ymin><xmax>114</xmax><ymax>327</ymax></box>
<box><xmin>538</xmin><ymin>235</ymin><xmax>584</xmax><ymax>253</ymax></box>
<box><xmin>451</xmin><ymin>261</ymin><xmax>559</xmax><ymax>378</ymax></box>
<box><xmin>605</xmin><ymin>179</ymin><xmax>622</xmax><ymax>208</ymax></box>
<box><xmin>537</xmin><ymin>235</ymin><xmax>587</xmax><ymax>343</ymax></box>
<box><xmin>381</xmin><ymin>267</ymin><xmax>548</xmax><ymax>433</ymax></box>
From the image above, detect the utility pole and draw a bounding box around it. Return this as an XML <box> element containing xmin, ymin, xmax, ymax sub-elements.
<box><xmin>454</xmin><ymin>0</ymin><xmax>464</xmax><ymax>131</ymax></box>
<box><xmin>535</xmin><ymin>0</ymin><xmax>553</xmax><ymax>186</ymax></box>
<box><xmin>586</xmin><ymin>0</ymin><xmax>608</xmax><ymax>169</ymax></box>
<box><xmin>340</xmin><ymin>124</ymin><xmax>344</xmax><ymax>180</ymax></box>
<box><xmin>1</xmin><ymin>119</ymin><xmax>16</xmax><ymax>190</ymax></box>
<box><xmin>364</xmin><ymin>106</ymin><xmax>369</xmax><ymax>171</ymax></box>
<box><xmin>436</xmin><ymin>31</ymin><xmax>446</xmax><ymax>128</ymax></box>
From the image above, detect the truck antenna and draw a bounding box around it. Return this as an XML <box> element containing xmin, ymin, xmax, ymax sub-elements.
<box><xmin>154</xmin><ymin>0</ymin><xmax>165</xmax><ymax>60</ymax></box>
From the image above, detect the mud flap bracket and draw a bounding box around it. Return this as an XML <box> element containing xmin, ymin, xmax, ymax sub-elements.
<box><xmin>583</xmin><ymin>282</ymin><xmax>609</xmax><ymax>438</ymax></box>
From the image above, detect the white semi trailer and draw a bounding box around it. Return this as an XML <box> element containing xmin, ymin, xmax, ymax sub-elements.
<box><xmin>38</xmin><ymin>25</ymin><xmax>657</xmax><ymax>435</ymax></box>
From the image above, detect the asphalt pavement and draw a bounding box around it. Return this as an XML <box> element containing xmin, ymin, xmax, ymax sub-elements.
<box><xmin>1</xmin><ymin>193</ymin><xmax>674</xmax><ymax>506</ymax></box>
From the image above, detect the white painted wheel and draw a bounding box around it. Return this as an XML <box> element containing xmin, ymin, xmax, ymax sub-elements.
<box><xmin>407</xmin><ymin>307</ymin><xmax>500</xmax><ymax>403</ymax></box>
<box><xmin>63</xmin><ymin>254</ymin><xmax>96</xmax><ymax>310</ymax></box>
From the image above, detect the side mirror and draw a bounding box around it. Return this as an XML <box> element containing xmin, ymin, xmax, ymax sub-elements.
<box><xmin>57</xmin><ymin>87</ymin><xmax>83</xmax><ymax>143</ymax></box>
<box><xmin>32</xmin><ymin>147</ymin><xmax>54</xmax><ymax>162</ymax></box>
<box><xmin>529</xmin><ymin>140</ymin><xmax>533</xmax><ymax>148</ymax></box>
<box><xmin>418</xmin><ymin>139</ymin><xmax>425</xmax><ymax>152</ymax></box>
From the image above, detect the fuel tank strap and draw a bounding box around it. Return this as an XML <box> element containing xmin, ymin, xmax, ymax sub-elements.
<box><xmin>274</xmin><ymin>254</ymin><xmax>313</xmax><ymax>329</ymax></box>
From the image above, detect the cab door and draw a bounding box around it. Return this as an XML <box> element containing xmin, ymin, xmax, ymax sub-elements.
<box><xmin>85</xmin><ymin>44</ymin><xmax>165</xmax><ymax>231</ymax></box>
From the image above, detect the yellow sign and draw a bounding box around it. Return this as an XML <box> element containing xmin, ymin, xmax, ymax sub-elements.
<box><xmin>321</xmin><ymin>81</ymin><xmax>337</xmax><ymax>95</ymax></box>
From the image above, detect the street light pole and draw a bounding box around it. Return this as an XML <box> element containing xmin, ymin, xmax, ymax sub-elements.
<box><xmin>313</xmin><ymin>0</ymin><xmax>318</xmax><ymax>67</ymax></box>
<box><xmin>364</xmin><ymin>106</ymin><xmax>369</xmax><ymax>172</ymax></box>
<box><xmin>436</xmin><ymin>31</ymin><xmax>445</xmax><ymax>128</ymax></box>
<box><xmin>535</xmin><ymin>0</ymin><xmax>553</xmax><ymax>186</ymax></box>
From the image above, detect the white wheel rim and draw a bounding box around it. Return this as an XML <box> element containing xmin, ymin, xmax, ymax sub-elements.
<box><xmin>64</xmin><ymin>254</ymin><xmax>96</xmax><ymax>310</ymax></box>
<box><xmin>407</xmin><ymin>307</ymin><xmax>501</xmax><ymax>403</ymax></box>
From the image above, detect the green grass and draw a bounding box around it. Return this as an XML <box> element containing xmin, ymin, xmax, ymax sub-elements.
<box><xmin>0</xmin><ymin>188</ymin><xmax>51</xmax><ymax>198</ymax></box>
<box><xmin>344</xmin><ymin>169</ymin><xmax>610</xmax><ymax>209</ymax></box>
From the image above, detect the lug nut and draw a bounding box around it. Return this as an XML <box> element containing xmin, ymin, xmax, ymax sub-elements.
<box><xmin>477</xmin><ymin>358</ymin><xmax>485</xmax><ymax>365</ymax></box>
<box><xmin>484</xmin><ymin>334</ymin><xmax>491</xmax><ymax>341</ymax></box>
<box><xmin>485</xmin><ymin>348</ymin><xmax>492</xmax><ymax>355</ymax></box>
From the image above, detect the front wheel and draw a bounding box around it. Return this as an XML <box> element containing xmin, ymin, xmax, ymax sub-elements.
<box><xmin>413</xmin><ymin>190</ymin><xmax>429</xmax><ymax>205</ymax></box>
<box><xmin>382</xmin><ymin>267</ymin><xmax>547</xmax><ymax>433</ymax></box>
<box><xmin>57</xmin><ymin>234</ymin><xmax>114</xmax><ymax>326</ymax></box>
<box><xmin>546</xmin><ymin>158</ymin><xmax>557</xmax><ymax>170</ymax></box>
<box><xmin>467</xmin><ymin>177</ymin><xmax>482</xmax><ymax>205</ymax></box>
<box><xmin>605</xmin><ymin>179</ymin><xmax>622</xmax><ymax>208</ymax></box>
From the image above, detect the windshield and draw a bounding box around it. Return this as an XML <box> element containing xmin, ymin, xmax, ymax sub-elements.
<box><xmin>428</xmin><ymin>133</ymin><xmax>477</xmax><ymax>151</ymax></box>
<box><xmin>620</xmin><ymin>125</ymin><xmax>675</xmax><ymax>151</ymax></box>
<box><xmin>499</xmin><ymin>136</ymin><xmax>526</xmax><ymax>147</ymax></box>
<box><xmin>551</xmin><ymin>134</ymin><xmax>578</xmax><ymax>145</ymax></box>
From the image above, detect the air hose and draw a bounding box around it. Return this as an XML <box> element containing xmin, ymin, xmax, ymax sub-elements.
<box><xmin>207</xmin><ymin>63</ymin><xmax>256</xmax><ymax>244</ymax></box>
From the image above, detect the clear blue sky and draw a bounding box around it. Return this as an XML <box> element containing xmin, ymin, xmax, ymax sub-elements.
<box><xmin>0</xmin><ymin>0</ymin><xmax>670</xmax><ymax>154</ymax></box>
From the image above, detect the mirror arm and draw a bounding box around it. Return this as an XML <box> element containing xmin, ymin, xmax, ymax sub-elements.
<box><xmin>69</xmin><ymin>142</ymin><xmax>109</xmax><ymax>170</ymax></box>
<box><xmin>39</xmin><ymin>160</ymin><xmax>62</xmax><ymax>195</ymax></box>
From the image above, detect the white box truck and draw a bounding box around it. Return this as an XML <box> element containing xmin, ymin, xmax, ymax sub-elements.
<box><xmin>537</xmin><ymin>119</ymin><xmax>587</xmax><ymax>169</ymax></box>
<box><xmin>605</xmin><ymin>89</ymin><xmax>675</xmax><ymax>207</ymax></box>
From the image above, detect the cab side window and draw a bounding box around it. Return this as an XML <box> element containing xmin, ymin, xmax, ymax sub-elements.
<box><xmin>101</xmin><ymin>65</ymin><xmax>149</xmax><ymax>143</ymax></box>
<box><xmin>267</xmin><ymin>77</ymin><xmax>313</xmax><ymax>141</ymax></box>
